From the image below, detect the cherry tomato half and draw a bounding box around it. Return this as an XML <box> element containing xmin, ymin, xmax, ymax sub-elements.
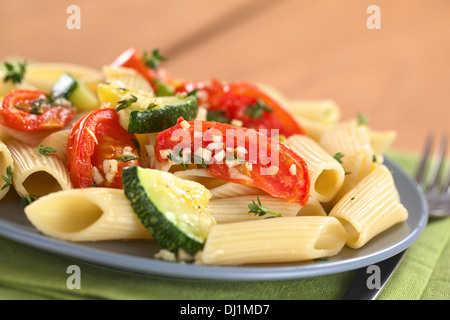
<box><xmin>155</xmin><ymin>118</ymin><xmax>310</xmax><ymax>205</ymax></box>
<box><xmin>67</xmin><ymin>108</ymin><xmax>140</xmax><ymax>189</ymax></box>
<box><xmin>0</xmin><ymin>89</ymin><xmax>76</xmax><ymax>131</ymax></box>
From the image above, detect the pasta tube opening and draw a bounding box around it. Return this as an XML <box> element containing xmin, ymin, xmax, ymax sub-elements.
<box><xmin>22</xmin><ymin>171</ymin><xmax>63</xmax><ymax>196</ymax></box>
<box><xmin>314</xmin><ymin>169</ymin><xmax>342</xmax><ymax>199</ymax></box>
<box><xmin>27</xmin><ymin>196</ymin><xmax>103</xmax><ymax>233</ymax></box>
<box><xmin>24</xmin><ymin>188</ymin><xmax>152</xmax><ymax>241</ymax></box>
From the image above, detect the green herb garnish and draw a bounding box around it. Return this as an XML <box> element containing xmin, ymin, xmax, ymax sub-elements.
<box><xmin>37</xmin><ymin>145</ymin><xmax>57</xmax><ymax>156</ymax></box>
<box><xmin>333</xmin><ymin>152</ymin><xmax>344</xmax><ymax>164</ymax></box>
<box><xmin>3</xmin><ymin>61</ymin><xmax>27</xmax><ymax>84</ymax></box>
<box><xmin>357</xmin><ymin>113</ymin><xmax>369</xmax><ymax>126</ymax></box>
<box><xmin>30</xmin><ymin>99</ymin><xmax>47</xmax><ymax>115</ymax></box>
<box><xmin>117</xmin><ymin>156</ymin><xmax>141</xmax><ymax>163</ymax></box>
<box><xmin>116</xmin><ymin>95</ymin><xmax>138</xmax><ymax>112</ymax></box>
<box><xmin>206</xmin><ymin>110</ymin><xmax>229</xmax><ymax>123</ymax></box>
<box><xmin>21</xmin><ymin>194</ymin><xmax>39</xmax><ymax>206</ymax></box>
<box><xmin>154</xmin><ymin>79</ymin><xmax>174</xmax><ymax>97</ymax></box>
<box><xmin>1</xmin><ymin>166</ymin><xmax>13</xmax><ymax>190</ymax></box>
<box><xmin>142</xmin><ymin>49</ymin><xmax>167</xmax><ymax>70</ymax></box>
<box><xmin>245</xmin><ymin>99</ymin><xmax>273</xmax><ymax>119</ymax></box>
<box><xmin>248</xmin><ymin>196</ymin><xmax>282</xmax><ymax>219</ymax></box>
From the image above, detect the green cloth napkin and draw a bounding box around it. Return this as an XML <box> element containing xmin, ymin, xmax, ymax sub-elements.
<box><xmin>0</xmin><ymin>150</ymin><xmax>448</xmax><ymax>300</ymax></box>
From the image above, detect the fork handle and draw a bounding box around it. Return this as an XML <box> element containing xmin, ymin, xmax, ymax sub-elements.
<box><xmin>341</xmin><ymin>250</ymin><xmax>407</xmax><ymax>300</ymax></box>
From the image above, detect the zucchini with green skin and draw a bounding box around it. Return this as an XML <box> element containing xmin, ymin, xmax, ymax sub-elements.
<box><xmin>122</xmin><ymin>165</ymin><xmax>215</xmax><ymax>255</ymax></box>
<box><xmin>52</xmin><ymin>73</ymin><xmax>99</xmax><ymax>111</ymax></box>
<box><xmin>97</xmin><ymin>82</ymin><xmax>198</xmax><ymax>133</ymax></box>
<box><xmin>127</xmin><ymin>95</ymin><xmax>198</xmax><ymax>133</ymax></box>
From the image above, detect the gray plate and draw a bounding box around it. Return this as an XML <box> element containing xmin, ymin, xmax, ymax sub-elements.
<box><xmin>0</xmin><ymin>158</ymin><xmax>428</xmax><ymax>280</ymax></box>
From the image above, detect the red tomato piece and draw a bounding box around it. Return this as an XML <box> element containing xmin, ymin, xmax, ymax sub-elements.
<box><xmin>175</xmin><ymin>79</ymin><xmax>305</xmax><ymax>138</ymax></box>
<box><xmin>0</xmin><ymin>89</ymin><xmax>76</xmax><ymax>131</ymax></box>
<box><xmin>110</xmin><ymin>47</ymin><xmax>166</xmax><ymax>93</ymax></box>
<box><xmin>66</xmin><ymin>108</ymin><xmax>140</xmax><ymax>189</ymax></box>
<box><xmin>154</xmin><ymin>118</ymin><xmax>310</xmax><ymax>205</ymax></box>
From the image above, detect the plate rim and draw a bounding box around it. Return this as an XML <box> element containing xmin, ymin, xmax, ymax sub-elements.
<box><xmin>0</xmin><ymin>157</ymin><xmax>429</xmax><ymax>281</ymax></box>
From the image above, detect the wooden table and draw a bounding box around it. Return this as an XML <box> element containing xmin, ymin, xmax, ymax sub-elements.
<box><xmin>1</xmin><ymin>0</ymin><xmax>449</xmax><ymax>153</ymax></box>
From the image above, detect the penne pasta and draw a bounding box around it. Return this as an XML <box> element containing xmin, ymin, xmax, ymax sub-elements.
<box><xmin>286</xmin><ymin>99</ymin><xmax>341</xmax><ymax>124</ymax></box>
<box><xmin>23</xmin><ymin>62</ymin><xmax>103</xmax><ymax>93</ymax></box>
<box><xmin>0</xmin><ymin>140</ymin><xmax>14</xmax><ymax>200</ymax></box>
<box><xmin>102</xmin><ymin>66</ymin><xmax>153</xmax><ymax>93</ymax></box>
<box><xmin>285</xmin><ymin>134</ymin><xmax>345</xmax><ymax>203</ymax></box>
<box><xmin>205</xmin><ymin>195</ymin><xmax>326</xmax><ymax>224</ymax></box>
<box><xmin>320</xmin><ymin>120</ymin><xmax>377</xmax><ymax>203</ymax></box>
<box><xmin>0</xmin><ymin>125</ymin><xmax>60</xmax><ymax>147</ymax></box>
<box><xmin>294</xmin><ymin>116</ymin><xmax>332</xmax><ymax>142</ymax></box>
<box><xmin>39</xmin><ymin>129</ymin><xmax>70</xmax><ymax>164</ymax></box>
<box><xmin>24</xmin><ymin>188</ymin><xmax>152</xmax><ymax>241</ymax></box>
<box><xmin>370</xmin><ymin>129</ymin><xmax>397</xmax><ymax>155</ymax></box>
<box><xmin>5</xmin><ymin>139</ymin><xmax>72</xmax><ymax>198</ymax></box>
<box><xmin>329</xmin><ymin>164</ymin><xmax>408</xmax><ymax>249</ymax></box>
<box><xmin>198</xmin><ymin>216</ymin><xmax>347</xmax><ymax>265</ymax></box>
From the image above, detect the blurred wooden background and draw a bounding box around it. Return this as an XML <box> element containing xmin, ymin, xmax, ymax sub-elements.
<box><xmin>1</xmin><ymin>0</ymin><xmax>449</xmax><ymax>153</ymax></box>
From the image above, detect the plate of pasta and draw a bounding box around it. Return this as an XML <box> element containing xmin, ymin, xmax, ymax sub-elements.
<box><xmin>0</xmin><ymin>48</ymin><xmax>428</xmax><ymax>280</ymax></box>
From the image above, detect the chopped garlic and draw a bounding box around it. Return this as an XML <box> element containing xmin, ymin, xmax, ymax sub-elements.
<box><xmin>180</xmin><ymin>120</ymin><xmax>190</xmax><ymax>130</ymax></box>
<box><xmin>194</xmin><ymin>147</ymin><xmax>212</xmax><ymax>162</ymax></box>
<box><xmin>159</xmin><ymin>149</ymin><xmax>171</xmax><ymax>159</ymax></box>
<box><xmin>103</xmin><ymin>159</ymin><xmax>118</xmax><ymax>183</ymax></box>
<box><xmin>264</xmin><ymin>166</ymin><xmax>279</xmax><ymax>176</ymax></box>
<box><xmin>231</xmin><ymin>119</ymin><xmax>243</xmax><ymax>127</ymax></box>
<box><xmin>214</xmin><ymin>149</ymin><xmax>225</xmax><ymax>162</ymax></box>
<box><xmin>154</xmin><ymin>249</ymin><xmax>177</xmax><ymax>262</ymax></box>
<box><xmin>206</xmin><ymin>142</ymin><xmax>224</xmax><ymax>151</ymax></box>
<box><xmin>289</xmin><ymin>164</ymin><xmax>297</xmax><ymax>175</ymax></box>
<box><xmin>91</xmin><ymin>167</ymin><xmax>104</xmax><ymax>185</ymax></box>
<box><xmin>122</xmin><ymin>146</ymin><xmax>135</xmax><ymax>157</ymax></box>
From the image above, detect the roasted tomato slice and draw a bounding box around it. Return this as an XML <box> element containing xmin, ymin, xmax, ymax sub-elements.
<box><xmin>110</xmin><ymin>47</ymin><xmax>168</xmax><ymax>94</ymax></box>
<box><xmin>175</xmin><ymin>79</ymin><xmax>305</xmax><ymax>138</ymax></box>
<box><xmin>154</xmin><ymin>118</ymin><xmax>310</xmax><ymax>205</ymax></box>
<box><xmin>0</xmin><ymin>89</ymin><xmax>76</xmax><ymax>131</ymax></box>
<box><xmin>67</xmin><ymin>108</ymin><xmax>140</xmax><ymax>188</ymax></box>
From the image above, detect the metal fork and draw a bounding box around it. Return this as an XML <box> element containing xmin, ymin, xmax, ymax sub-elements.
<box><xmin>342</xmin><ymin>134</ymin><xmax>450</xmax><ymax>300</ymax></box>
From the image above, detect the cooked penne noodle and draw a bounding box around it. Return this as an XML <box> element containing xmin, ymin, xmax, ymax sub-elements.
<box><xmin>39</xmin><ymin>129</ymin><xmax>70</xmax><ymax>164</ymax></box>
<box><xmin>329</xmin><ymin>164</ymin><xmax>408</xmax><ymax>249</ymax></box>
<box><xmin>370</xmin><ymin>129</ymin><xmax>397</xmax><ymax>155</ymax></box>
<box><xmin>286</xmin><ymin>99</ymin><xmax>341</xmax><ymax>124</ymax></box>
<box><xmin>0</xmin><ymin>125</ymin><xmax>60</xmax><ymax>147</ymax></box>
<box><xmin>23</xmin><ymin>62</ymin><xmax>103</xmax><ymax>93</ymax></box>
<box><xmin>5</xmin><ymin>139</ymin><xmax>72</xmax><ymax>197</ymax></box>
<box><xmin>24</xmin><ymin>188</ymin><xmax>152</xmax><ymax>241</ymax></box>
<box><xmin>198</xmin><ymin>216</ymin><xmax>347</xmax><ymax>265</ymax></box>
<box><xmin>205</xmin><ymin>195</ymin><xmax>301</xmax><ymax>223</ymax></box>
<box><xmin>210</xmin><ymin>182</ymin><xmax>267</xmax><ymax>200</ymax></box>
<box><xmin>205</xmin><ymin>195</ymin><xmax>326</xmax><ymax>224</ymax></box>
<box><xmin>294</xmin><ymin>116</ymin><xmax>332</xmax><ymax>142</ymax></box>
<box><xmin>320</xmin><ymin>120</ymin><xmax>376</xmax><ymax>203</ymax></box>
<box><xmin>285</xmin><ymin>134</ymin><xmax>345</xmax><ymax>203</ymax></box>
<box><xmin>173</xmin><ymin>168</ymin><xmax>267</xmax><ymax>198</ymax></box>
<box><xmin>102</xmin><ymin>66</ymin><xmax>153</xmax><ymax>93</ymax></box>
<box><xmin>0</xmin><ymin>125</ymin><xmax>12</xmax><ymax>143</ymax></box>
<box><xmin>0</xmin><ymin>141</ymin><xmax>14</xmax><ymax>200</ymax></box>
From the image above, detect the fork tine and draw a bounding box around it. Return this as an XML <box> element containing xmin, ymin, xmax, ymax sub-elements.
<box><xmin>415</xmin><ymin>133</ymin><xmax>433</xmax><ymax>185</ymax></box>
<box><xmin>427</xmin><ymin>135</ymin><xmax>448</xmax><ymax>193</ymax></box>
